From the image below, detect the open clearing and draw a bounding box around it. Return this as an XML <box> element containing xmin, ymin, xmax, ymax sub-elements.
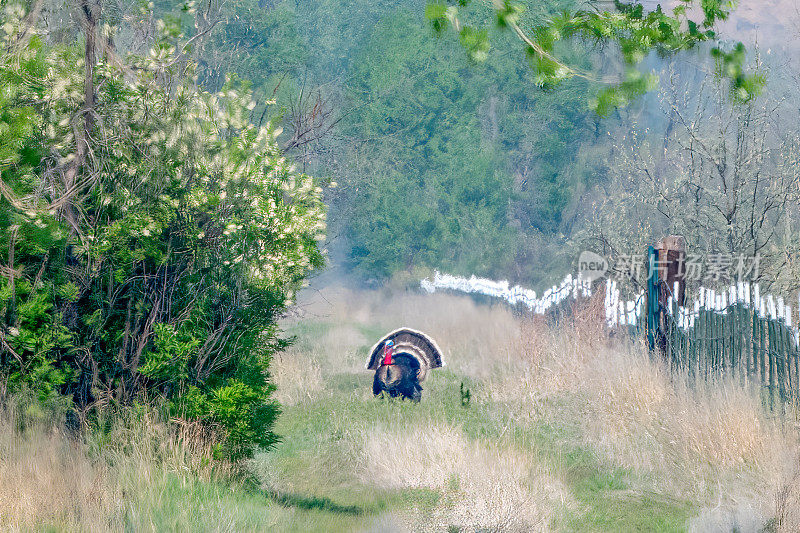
<box><xmin>3</xmin><ymin>285</ymin><xmax>799</xmax><ymax>531</ymax></box>
<box><xmin>258</xmin><ymin>286</ymin><xmax>800</xmax><ymax>531</ymax></box>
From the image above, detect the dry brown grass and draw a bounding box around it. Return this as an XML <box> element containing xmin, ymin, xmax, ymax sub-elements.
<box><xmin>377</xmin><ymin>292</ymin><xmax>522</xmax><ymax>379</ymax></box>
<box><xmin>0</xmin><ymin>398</ymin><xmax>242</xmax><ymax>531</ymax></box>
<box><xmin>290</xmin><ymin>284</ymin><xmax>522</xmax><ymax>378</ymax></box>
<box><xmin>576</xmin><ymin>343</ymin><xmax>798</xmax><ymax>529</ymax></box>
<box><xmin>361</xmin><ymin>421</ymin><xmax>571</xmax><ymax>532</ymax></box>
<box><xmin>271</xmin><ymin>353</ymin><xmax>324</xmax><ymax>406</ymax></box>
<box><xmin>292</xmin><ymin>285</ymin><xmax>800</xmax><ymax>530</ymax></box>
<box><xmin>0</xmin><ymin>415</ymin><xmax>118</xmax><ymax>529</ymax></box>
<box><xmin>481</xmin><ymin>297</ymin><xmax>800</xmax><ymax>530</ymax></box>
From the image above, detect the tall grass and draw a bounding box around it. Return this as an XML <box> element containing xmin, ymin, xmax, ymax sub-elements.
<box><xmin>274</xmin><ymin>285</ymin><xmax>800</xmax><ymax>531</ymax></box>
<box><xmin>0</xmin><ymin>395</ymin><xmax>286</xmax><ymax>531</ymax></box>
<box><xmin>0</xmin><ymin>396</ymin><xmax>119</xmax><ymax>529</ymax></box>
<box><xmin>4</xmin><ymin>284</ymin><xmax>800</xmax><ymax>531</ymax></box>
<box><xmin>361</xmin><ymin>421</ymin><xmax>571</xmax><ymax>531</ymax></box>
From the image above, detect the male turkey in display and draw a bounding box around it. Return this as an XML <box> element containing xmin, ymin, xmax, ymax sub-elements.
<box><xmin>366</xmin><ymin>328</ymin><xmax>444</xmax><ymax>402</ymax></box>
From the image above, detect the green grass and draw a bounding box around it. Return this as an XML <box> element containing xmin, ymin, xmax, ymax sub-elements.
<box><xmin>9</xmin><ymin>300</ymin><xmax>778</xmax><ymax>531</ymax></box>
<box><xmin>27</xmin><ymin>315</ymin><xmax>693</xmax><ymax>531</ymax></box>
<box><xmin>122</xmin><ymin>475</ymin><xmax>282</xmax><ymax>531</ymax></box>
<box><xmin>253</xmin><ymin>319</ymin><xmax>697</xmax><ymax>531</ymax></box>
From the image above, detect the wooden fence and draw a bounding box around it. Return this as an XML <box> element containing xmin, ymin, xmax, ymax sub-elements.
<box><xmin>649</xmin><ymin>284</ymin><xmax>798</xmax><ymax>406</ymax></box>
<box><xmin>422</xmin><ymin>270</ymin><xmax>800</xmax><ymax>405</ymax></box>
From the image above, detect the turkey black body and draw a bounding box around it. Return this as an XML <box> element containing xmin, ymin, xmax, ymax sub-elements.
<box><xmin>372</xmin><ymin>353</ymin><xmax>422</xmax><ymax>402</ymax></box>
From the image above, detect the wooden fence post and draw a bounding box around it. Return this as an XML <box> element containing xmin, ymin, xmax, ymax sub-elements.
<box><xmin>646</xmin><ymin>236</ymin><xmax>686</xmax><ymax>356</ymax></box>
<box><xmin>655</xmin><ymin>235</ymin><xmax>687</xmax><ymax>309</ymax></box>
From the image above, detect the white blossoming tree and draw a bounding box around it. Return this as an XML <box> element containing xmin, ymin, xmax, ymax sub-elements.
<box><xmin>0</xmin><ymin>2</ymin><xmax>325</xmax><ymax>458</ymax></box>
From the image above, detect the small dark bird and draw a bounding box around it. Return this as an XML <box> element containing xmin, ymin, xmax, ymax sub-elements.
<box><xmin>366</xmin><ymin>328</ymin><xmax>444</xmax><ymax>402</ymax></box>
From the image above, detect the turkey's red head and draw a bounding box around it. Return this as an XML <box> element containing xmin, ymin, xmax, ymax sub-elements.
<box><xmin>382</xmin><ymin>342</ymin><xmax>394</xmax><ymax>365</ymax></box>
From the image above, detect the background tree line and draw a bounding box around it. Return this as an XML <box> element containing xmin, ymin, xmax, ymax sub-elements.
<box><xmin>174</xmin><ymin>0</ymin><xmax>785</xmax><ymax>289</ymax></box>
<box><xmin>150</xmin><ymin>0</ymin><xmax>616</xmax><ymax>286</ymax></box>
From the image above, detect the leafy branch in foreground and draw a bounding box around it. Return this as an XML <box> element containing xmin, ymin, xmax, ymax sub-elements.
<box><xmin>426</xmin><ymin>0</ymin><xmax>764</xmax><ymax>115</ymax></box>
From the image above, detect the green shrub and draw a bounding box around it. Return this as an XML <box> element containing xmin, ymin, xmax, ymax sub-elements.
<box><xmin>0</xmin><ymin>6</ymin><xmax>324</xmax><ymax>458</ymax></box>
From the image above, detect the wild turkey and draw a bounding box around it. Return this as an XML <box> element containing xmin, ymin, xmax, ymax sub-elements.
<box><xmin>366</xmin><ymin>328</ymin><xmax>444</xmax><ymax>402</ymax></box>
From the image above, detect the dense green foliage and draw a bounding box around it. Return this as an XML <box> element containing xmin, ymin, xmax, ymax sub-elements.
<box><xmin>144</xmin><ymin>0</ymin><xmax>765</xmax><ymax>288</ymax></box>
<box><xmin>202</xmin><ymin>0</ymin><xmax>605</xmax><ymax>285</ymax></box>
<box><xmin>338</xmin><ymin>6</ymin><xmax>604</xmax><ymax>281</ymax></box>
<box><xmin>342</xmin><ymin>12</ymin><xmax>515</xmax><ymax>277</ymax></box>
<box><xmin>0</xmin><ymin>5</ymin><xmax>325</xmax><ymax>458</ymax></box>
<box><xmin>142</xmin><ymin>0</ymin><xmax>598</xmax><ymax>284</ymax></box>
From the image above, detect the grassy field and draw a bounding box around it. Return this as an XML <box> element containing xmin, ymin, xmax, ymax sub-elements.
<box><xmin>258</xmin><ymin>286</ymin><xmax>800</xmax><ymax>531</ymax></box>
<box><xmin>264</xmin><ymin>289</ymin><xmax>800</xmax><ymax>531</ymax></box>
<box><xmin>2</xmin><ymin>285</ymin><xmax>799</xmax><ymax>531</ymax></box>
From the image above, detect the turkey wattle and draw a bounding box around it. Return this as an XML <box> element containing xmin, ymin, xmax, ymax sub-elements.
<box><xmin>366</xmin><ymin>328</ymin><xmax>444</xmax><ymax>402</ymax></box>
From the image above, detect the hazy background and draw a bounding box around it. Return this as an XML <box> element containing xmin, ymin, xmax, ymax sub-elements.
<box><xmin>91</xmin><ymin>0</ymin><xmax>795</xmax><ymax>291</ymax></box>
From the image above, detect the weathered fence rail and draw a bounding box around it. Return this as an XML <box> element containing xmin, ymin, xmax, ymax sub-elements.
<box><xmin>420</xmin><ymin>270</ymin><xmax>592</xmax><ymax>314</ymax></box>
<box><xmin>421</xmin><ymin>270</ymin><xmax>800</xmax><ymax>405</ymax></box>
<box><xmin>655</xmin><ymin>283</ymin><xmax>800</xmax><ymax>406</ymax></box>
